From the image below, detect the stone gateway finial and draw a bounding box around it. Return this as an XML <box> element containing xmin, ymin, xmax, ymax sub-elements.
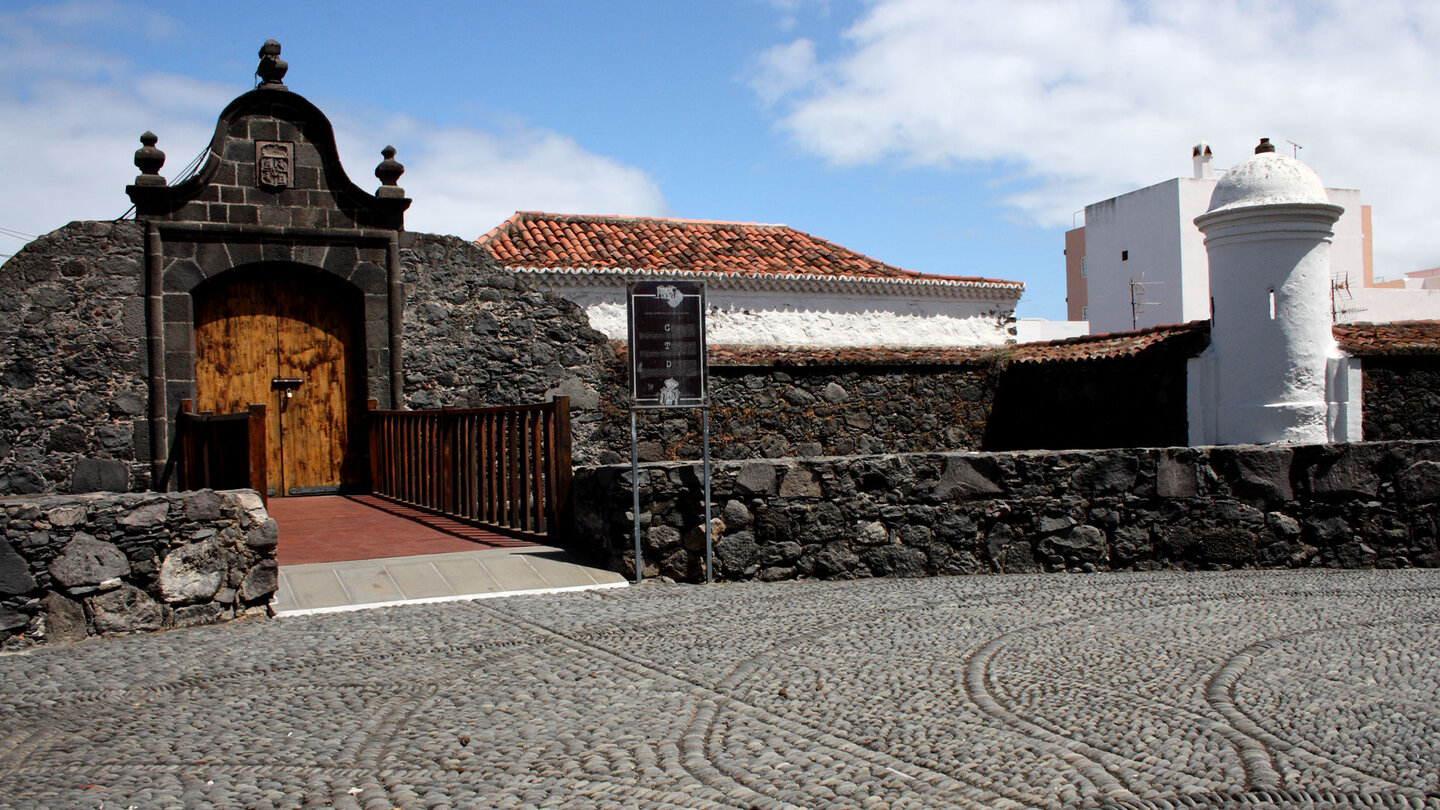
<box><xmin>256</xmin><ymin>39</ymin><xmax>288</xmax><ymax>88</ymax></box>
<box><xmin>132</xmin><ymin>131</ymin><xmax>167</xmax><ymax>186</ymax></box>
<box><xmin>375</xmin><ymin>145</ymin><xmax>406</xmax><ymax>198</ymax></box>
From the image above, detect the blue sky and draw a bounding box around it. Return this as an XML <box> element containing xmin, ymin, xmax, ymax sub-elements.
<box><xmin>4</xmin><ymin>0</ymin><xmax>1440</xmax><ymax>321</ymax></box>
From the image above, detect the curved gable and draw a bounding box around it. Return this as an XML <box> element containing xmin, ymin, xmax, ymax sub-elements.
<box><xmin>126</xmin><ymin>49</ymin><xmax>409</xmax><ymax>231</ymax></box>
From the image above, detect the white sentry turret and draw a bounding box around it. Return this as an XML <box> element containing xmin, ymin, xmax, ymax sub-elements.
<box><xmin>1189</xmin><ymin>138</ymin><xmax>1346</xmax><ymax>445</ymax></box>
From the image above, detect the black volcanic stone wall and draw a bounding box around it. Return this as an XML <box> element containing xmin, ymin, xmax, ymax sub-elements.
<box><xmin>590</xmin><ymin>356</ymin><xmax>1001</xmax><ymax>465</ymax></box>
<box><xmin>1362</xmin><ymin>356</ymin><xmax>1440</xmax><ymax>441</ymax></box>
<box><xmin>573</xmin><ymin>440</ymin><xmax>1440</xmax><ymax>583</ymax></box>
<box><xmin>0</xmin><ymin>221</ymin><xmax>148</xmax><ymax>495</ymax></box>
<box><xmin>984</xmin><ymin>355</ymin><xmax>1190</xmax><ymax>450</ymax></box>
<box><xmin>398</xmin><ymin>233</ymin><xmax>612</xmax><ymax>462</ymax></box>
<box><xmin>589</xmin><ymin>349</ymin><xmax>1193</xmax><ymax>464</ymax></box>
<box><xmin>1</xmin><ymin>488</ymin><xmax>278</xmax><ymax>649</ymax></box>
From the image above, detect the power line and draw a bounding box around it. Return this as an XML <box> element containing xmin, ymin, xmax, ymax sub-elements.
<box><xmin>0</xmin><ymin>226</ymin><xmax>37</xmax><ymax>240</ymax></box>
<box><xmin>171</xmin><ymin>142</ymin><xmax>211</xmax><ymax>185</ymax></box>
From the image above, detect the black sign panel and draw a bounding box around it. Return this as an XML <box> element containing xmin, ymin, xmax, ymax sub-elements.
<box><xmin>627</xmin><ymin>281</ymin><xmax>707</xmax><ymax>408</ymax></box>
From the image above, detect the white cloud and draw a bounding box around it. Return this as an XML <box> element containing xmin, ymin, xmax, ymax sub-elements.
<box><xmin>755</xmin><ymin>0</ymin><xmax>1440</xmax><ymax>275</ymax></box>
<box><xmin>751</xmin><ymin>38</ymin><xmax>821</xmax><ymax>105</ymax></box>
<box><xmin>0</xmin><ymin>3</ymin><xmax>668</xmax><ymax>255</ymax></box>
<box><xmin>331</xmin><ymin>118</ymin><xmax>668</xmax><ymax>240</ymax></box>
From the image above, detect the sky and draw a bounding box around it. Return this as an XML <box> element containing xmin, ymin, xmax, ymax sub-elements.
<box><xmin>3</xmin><ymin>0</ymin><xmax>1440</xmax><ymax>321</ymax></box>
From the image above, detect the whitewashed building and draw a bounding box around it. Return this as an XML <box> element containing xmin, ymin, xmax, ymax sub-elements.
<box><xmin>476</xmin><ymin>212</ymin><xmax>1023</xmax><ymax>348</ymax></box>
<box><xmin>1067</xmin><ymin>141</ymin><xmax>1372</xmax><ymax>334</ymax></box>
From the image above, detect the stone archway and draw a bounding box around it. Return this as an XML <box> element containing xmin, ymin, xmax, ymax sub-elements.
<box><xmin>192</xmin><ymin>263</ymin><xmax>367</xmax><ymax>496</ymax></box>
<box><xmin>124</xmin><ymin>42</ymin><xmax>409</xmax><ymax>484</ymax></box>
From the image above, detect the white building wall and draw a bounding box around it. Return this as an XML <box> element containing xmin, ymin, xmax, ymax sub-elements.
<box><xmin>1341</xmin><ymin>287</ymin><xmax>1440</xmax><ymax>322</ymax></box>
<box><xmin>542</xmin><ymin>281</ymin><xmax>1019</xmax><ymax>348</ymax></box>
<box><xmin>1177</xmin><ymin>179</ymin><xmax>1216</xmax><ymax>323</ymax></box>
<box><xmin>1015</xmin><ymin>318</ymin><xmax>1089</xmax><ymax>343</ymax></box>
<box><xmin>1327</xmin><ymin>188</ymin><xmax>1366</xmax><ymax>289</ymax></box>
<box><xmin>1081</xmin><ymin>178</ymin><xmax>1367</xmax><ymax>334</ymax></box>
<box><xmin>1083</xmin><ymin>179</ymin><xmax>1187</xmax><ymax>334</ymax></box>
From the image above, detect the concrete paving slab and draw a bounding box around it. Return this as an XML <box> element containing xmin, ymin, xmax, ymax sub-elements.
<box><xmin>476</xmin><ymin>552</ymin><xmax>550</xmax><ymax>591</ymax></box>
<box><xmin>333</xmin><ymin>565</ymin><xmax>404</xmax><ymax>605</ymax></box>
<box><xmin>277</xmin><ymin>568</ymin><xmax>349</xmax><ymax>611</ymax></box>
<box><xmin>273</xmin><ymin>546</ymin><xmax>625</xmax><ymax>616</ymax></box>
<box><xmin>524</xmin><ymin>550</ymin><xmax>626</xmax><ymax>588</ymax></box>
<box><xmin>383</xmin><ymin>559</ymin><xmax>456</xmax><ymax>599</ymax></box>
<box><xmin>431</xmin><ymin>555</ymin><xmax>504</xmax><ymax>595</ymax></box>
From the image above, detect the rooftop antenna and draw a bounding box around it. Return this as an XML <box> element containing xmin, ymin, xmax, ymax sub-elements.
<box><xmin>1129</xmin><ymin>275</ymin><xmax>1164</xmax><ymax>330</ymax></box>
<box><xmin>1331</xmin><ymin>272</ymin><xmax>1365</xmax><ymax>322</ymax></box>
<box><xmin>1286</xmin><ymin>139</ymin><xmax>1303</xmax><ymax>158</ymax></box>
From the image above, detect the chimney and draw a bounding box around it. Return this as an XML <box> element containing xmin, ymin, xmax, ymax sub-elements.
<box><xmin>1192</xmin><ymin>141</ymin><xmax>1214</xmax><ymax>179</ymax></box>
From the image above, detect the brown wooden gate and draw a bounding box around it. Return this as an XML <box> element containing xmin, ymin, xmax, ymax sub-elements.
<box><xmin>367</xmin><ymin>399</ymin><xmax>572</xmax><ymax>540</ymax></box>
<box><xmin>192</xmin><ymin>267</ymin><xmax>365</xmax><ymax>496</ymax></box>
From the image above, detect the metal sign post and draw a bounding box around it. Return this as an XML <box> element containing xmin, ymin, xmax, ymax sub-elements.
<box><xmin>627</xmin><ymin>280</ymin><xmax>711</xmax><ymax>584</ymax></box>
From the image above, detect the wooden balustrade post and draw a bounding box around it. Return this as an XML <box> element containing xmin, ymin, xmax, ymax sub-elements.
<box><xmin>551</xmin><ymin>397</ymin><xmax>573</xmax><ymax>540</ymax></box>
<box><xmin>366</xmin><ymin>399</ymin><xmax>380</xmax><ymax>494</ymax></box>
<box><xmin>440</xmin><ymin>407</ymin><xmax>455</xmax><ymax>515</ymax></box>
<box><xmin>247</xmin><ymin>403</ymin><xmax>268</xmax><ymax>504</ymax></box>
<box><xmin>356</xmin><ymin>400</ymin><xmax>573</xmax><ymax>543</ymax></box>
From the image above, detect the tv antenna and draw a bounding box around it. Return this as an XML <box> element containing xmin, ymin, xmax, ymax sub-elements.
<box><xmin>1129</xmin><ymin>275</ymin><xmax>1164</xmax><ymax>330</ymax></box>
<box><xmin>1330</xmin><ymin>272</ymin><xmax>1365</xmax><ymax>321</ymax></box>
<box><xmin>1286</xmin><ymin>140</ymin><xmax>1303</xmax><ymax>158</ymax></box>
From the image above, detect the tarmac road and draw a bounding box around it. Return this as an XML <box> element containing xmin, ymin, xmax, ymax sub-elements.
<box><xmin>1</xmin><ymin>568</ymin><xmax>1438</xmax><ymax>809</ymax></box>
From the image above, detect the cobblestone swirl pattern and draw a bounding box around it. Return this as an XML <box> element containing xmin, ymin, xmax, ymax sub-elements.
<box><xmin>1</xmin><ymin>569</ymin><xmax>1437</xmax><ymax>809</ymax></box>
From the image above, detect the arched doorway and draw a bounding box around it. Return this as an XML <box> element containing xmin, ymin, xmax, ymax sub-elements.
<box><xmin>192</xmin><ymin>264</ymin><xmax>367</xmax><ymax>496</ymax></box>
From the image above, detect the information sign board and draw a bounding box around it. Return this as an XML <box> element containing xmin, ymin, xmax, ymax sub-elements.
<box><xmin>627</xmin><ymin>281</ymin><xmax>707</xmax><ymax>408</ymax></box>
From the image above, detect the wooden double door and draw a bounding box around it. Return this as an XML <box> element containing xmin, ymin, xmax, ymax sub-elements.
<box><xmin>193</xmin><ymin>266</ymin><xmax>366</xmax><ymax>496</ymax></box>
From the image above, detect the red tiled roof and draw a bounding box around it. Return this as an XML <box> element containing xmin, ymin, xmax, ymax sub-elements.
<box><xmin>1333</xmin><ymin>320</ymin><xmax>1440</xmax><ymax>356</ymax></box>
<box><xmin>1009</xmin><ymin>320</ymin><xmax>1211</xmax><ymax>364</ymax></box>
<box><xmin>608</xmin><ymin>321</ymin><xmax>1211</xmax><ymax>368</ymax></box>
<box><xmin>476</xmin><ymin>211</ymin><xmax>1022</xmax><ymax>289</ymax></box>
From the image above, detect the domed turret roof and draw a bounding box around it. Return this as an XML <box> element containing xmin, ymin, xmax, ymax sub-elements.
<box><xmin>1206</xmin><ymin>139</ymin><xmax>1331</xmax><ymax>213</ymax></box>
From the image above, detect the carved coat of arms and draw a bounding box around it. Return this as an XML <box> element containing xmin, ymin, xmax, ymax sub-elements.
<box><xmin>255</xmin><ymin>141</ymin><xmax>294</xmax><ymax>190</ymax></box>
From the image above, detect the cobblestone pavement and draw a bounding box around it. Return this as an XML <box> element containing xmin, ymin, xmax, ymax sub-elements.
<box><xmin>2</xmin><ymin>569</ymin><xmax>1438</xmax><ymax>809</ymax></box>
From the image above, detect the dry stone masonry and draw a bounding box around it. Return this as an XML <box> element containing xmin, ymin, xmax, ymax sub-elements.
<box><xmin>593</xmin><ymin>359</ymin><xmax>999</xmax><ymax>464</ymax></box>
<box><xmin>1362</xmin><ymin>356</ymin><xmax>1440</xmax><ymax>441</ymax></box>
<box><xmin>0</xmin><ymin>488</ymin><xmax>277</xmax><ymax>648</ymax></box>
<box><xmin>574</xmin><ymin>440</ymin><xmax>1440</xmax><ymax>583</ymax></box>
<box><xmin>398</xmin><ymin>232</ymin><xmax>611</xmax><ymax>463</ymax></box>
<box><xmin>0</xmin><ymin>221</ymin><xmax>148</xmax><ymax>494</ymax></box>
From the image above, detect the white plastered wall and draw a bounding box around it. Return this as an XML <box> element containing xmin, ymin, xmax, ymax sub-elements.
<box><xmin>1082</xmin><ymin>178</ymin><xmax>1367</xmax><ymax>335</ymax></box>
<box><xmin>540</xmin><ymin>279</ymin><xmax>1018</xmax><ymax>347</ymax></box>
<box><xmin>1083</xmin><ymin>179</ymin><xmax>1189</xmax><ymax>334</ymax></box>
<box><xmin>1190</xmin><ymin>205</ymin><xmax>1343</xmax><ymax>445</ymax></box>
<box><xmin>1339</xmin><ymin>287</ymin><xmax>1440</xmax><ymax>323</ymax></box>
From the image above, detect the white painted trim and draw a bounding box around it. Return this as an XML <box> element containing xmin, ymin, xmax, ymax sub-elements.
<box><xmin>272</xmin><ymin>580</ymin><xmax>628</xmax><ymax>617</ymax></box>
<box><xmin>1326</xmin><ymin>355</ymin><xmax>1364</xmax><ymax>442</ymax></box>
<box><xmin>513</xmin><ymin>266</ymin><xmax>1024</xmax><ymax>301</ymax></box>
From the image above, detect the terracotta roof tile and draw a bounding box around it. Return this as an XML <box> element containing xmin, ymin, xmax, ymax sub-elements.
<box><xmin>1008</xmin><ymin>320</ymin><xmax>1211</xmax><ymax>364</ymax></box>
<box><xmin>1333</xmin><ymin>320</ymin><xmax>1440</xmax><ymax>356</ymax></box>
<box><xmin>476</xmin><ymin>211</ymin><xmax>1022</xmax><ymax>289</ymax></box>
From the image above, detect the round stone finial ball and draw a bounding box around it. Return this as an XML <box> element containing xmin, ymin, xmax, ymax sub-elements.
<box><xmin>256</xmin><ymin>39</ymin><xmax>289</xmax><ymax>86</ymax></box>
<box><xmin>134</xmin><ymin>130</ymin><xmax>166</xmax><ymax>179</ymax></box>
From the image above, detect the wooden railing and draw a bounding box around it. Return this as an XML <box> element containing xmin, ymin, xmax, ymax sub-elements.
<box><xmin>159</xmin><ymin>400</ymin><xmax>268</xmax><ymax>500</ymax></box>
<box><xmin>367</xmin><ymin>398</ymin><xmax>572</xmax><ymax>540</ymax></box>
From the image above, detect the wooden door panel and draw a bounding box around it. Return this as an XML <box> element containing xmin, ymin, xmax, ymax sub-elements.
<box><xmin>194</xmin><ymin>280</ymin><xmax>283</xmax><ymax>496</ymax></box>
<box><xmin>277</xmin><ymin>295</ymin><xmax>351</xmax><ymax>492</ymax></box>
<box><xmin>193</xmin><ymin>268</ymin><xmax>361</xmax><ymax>496</ymax></box>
